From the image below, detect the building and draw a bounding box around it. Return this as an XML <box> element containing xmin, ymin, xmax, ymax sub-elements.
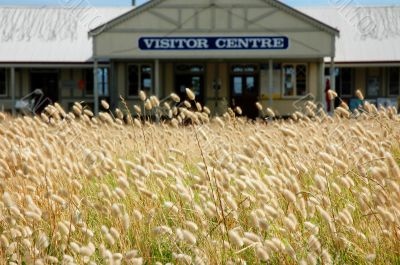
<box><xmin>303</xmin><ymin>6</ymin><xmax>400</xmax><ymax>111</ymax></box>
<box><xmin>0</xmin><ymin>6</ymin><xmax>131</xmax><ymax>114</ymax></box>
<box><xmin>0</xmin><ymin>1</ymin><xmax>399</xmax><ymax>117</ymax></box>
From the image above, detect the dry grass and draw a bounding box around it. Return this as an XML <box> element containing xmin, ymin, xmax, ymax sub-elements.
<box><xmin>0</xmin><ymin>92</ymin><xmax>399</xmax><ymax>265</ymax></box>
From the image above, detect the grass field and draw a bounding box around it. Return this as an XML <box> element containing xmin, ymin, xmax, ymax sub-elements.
<box><xmin>0</xmin><ymin>90</ymin><xmax>399</xmax><ymax>264</ymax></box>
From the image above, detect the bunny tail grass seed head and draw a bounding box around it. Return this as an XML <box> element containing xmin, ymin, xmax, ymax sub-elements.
<box><xmin>266</xmin><ymin>108</ymin><xmax>275</xmax><ymax>117</ymax></box>
<box><xmin>228</xmin><ymin>230</ymin><xmax>243</xmax><ymax>248</ymax></box>
<box><xmin>185</xmin><ymin>88</ymin><xmax>196</xmax><ymax>101</ymax></box>
<box><xmin>139</xmin><ymin>90</ymin><xmax>147</xmax><ymax>101</ymax></box>
<box><xmin>235</xmin><ymin>106</ymin><xmax>243</xmax><ymax>115</ymax></box>
<box><xmin>170</xmin><ymin>93</ymin><xmax>181</xmax><ymax>103</ymax></box>
<box><xmin>133</xmin><ymin>105</ymin><xmax>142</xmax><ymax>114</ymax></box>
<box><xmin>255</xmin><ymin>102</ymin><xmax>263</xmax><ymax>111</ymax></box>
<box><xmin>327</xmin><ymin>90</ymin><xmax>338</xmax><ymax>101</ymax></box>
<box><xmin>101</xmin><ymin>100</ymin><xmax>110</xmax><ymax>110</ymax></box>
<box><xmin>0</xmin><ymin>87</ymin><xmax>399</xmax><ymax>264</ymax></box>
<box><xmin>355</xmin><ymin>89</ymin><xmax>364</xmax><ymax>100</ymax></box>
<box><xmin>145</xmin><ymin>99</ymin><xmax>153</xmax><ymax>111</ymax></box>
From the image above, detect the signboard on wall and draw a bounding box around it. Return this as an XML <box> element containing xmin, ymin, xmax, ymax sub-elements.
<box><xmin>139</xmin><ymin>36</ymin><xmax>289</xmax><ymax>50</ymax></box>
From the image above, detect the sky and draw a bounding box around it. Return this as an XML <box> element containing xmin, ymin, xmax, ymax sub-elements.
<box><xmin>0</xmin><ymin>0</ymin><xmax>399</xmax><ymax>6</ymax></box>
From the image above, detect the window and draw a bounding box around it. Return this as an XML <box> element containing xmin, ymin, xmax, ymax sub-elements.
<box><xmin>128</xmin><ymin>64</ymin><xmax>153</xmax><ymax>96</ymax></box>
<box><xmin>282</xmin><ymin>64</ymin><xmax>308</xmax><ymax>97</ymax></box>
<box><xmin>84</xmin><ymin>68</ymin><xmax>109</xmax><ymax>97</ymax></box>
<box><xmin>388</xmin><ymin>67</ymin><xmax>400</xmax><ymax>96</ymax></box>
<box><xmin>335</xmin><ymin>68</ymin><xmax>354</xmax><ymax>97</ymax></box>
<box><xmin>366</xmin><ymin>68</ymin><xmax>381</xmax><ymax>98</ymax></box>
<box><xmin>0</xmin><ymin>68</ymin><xmax>6</xmax><ymax>96</ymax></box>
<box><xmin>296</xmin><ymin>65</ymin><xmax>307</xmax><ymax>96</ymax></box>
<box><xmin>233</xmin><ymin>76</ymin><xmax>242</xmax><ymax>95</ymax></box>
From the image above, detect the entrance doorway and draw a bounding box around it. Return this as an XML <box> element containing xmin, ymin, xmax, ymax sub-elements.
<box><xmin>175</xmin><ymin>64</ymin><xmax>205</xmax><ymax>104</ymax></box>
<box><xmin>30</xmin><ymin>70</ymin><xmax>59</xmax><ymax>112</ymax></box>
<box><xmin>230</xmin><ymin>64</ymin><xmax>259</xmax><ymax>118</ymax></box>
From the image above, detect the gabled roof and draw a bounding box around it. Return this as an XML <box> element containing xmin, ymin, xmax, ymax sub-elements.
<box><xmin>1</xmin><ymin>5</ymin><xmax>399</xmax><ymax>64</ymax></box>
<box><xmin>89</xmin><ymin>0</ymin><xmax>339</xmax><ymax>37</ymax></box>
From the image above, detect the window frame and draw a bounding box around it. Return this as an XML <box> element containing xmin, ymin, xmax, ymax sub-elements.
<box><xmin>0</xmin><ymin>68</ymin><xmax>8</xmax><ymax>97</ymax></box>
<box><xmin>366</xmin><ymin>68</ymin><xmax>383</xmax><ymax>98</ymax></box>
<box><xmin>83</xmin><ymin>67</ymin><xmax>109</xmax><ymax>97</ymax></box>
<box><xmin>127</xmin><ymin>63</ymin><xmax>153</xmax><ymax>98</ymax></box>
<box><xmin>97</xmin><ymin>68</ymin><xmax>109</xmax><ymax>97</ymax></box>
<box><xmin>388</xmin><ymin>67</ymin><xmax>400</xmax><ymax>97</ymax></box>
<box><xmin>281</xmin><ymin>63</ymin><xmax>308</xmax><ymax>98</ymax></box>
<box><xmin>175</xmin><ymin>64</ymin><xmax>205</xmax><ymax>74</ymax></box>
<box><xmin>230</xmin><ymin>64</ymin><xmax>259</xmax><ymax>75</ymax></box>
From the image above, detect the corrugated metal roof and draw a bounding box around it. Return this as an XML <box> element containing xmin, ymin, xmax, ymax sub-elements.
<box><xmin>300</xmin><ymin>6</ymin><xmax>400</xmax><ymax>63</ymax></box>
<box><xmin>0</xmin><ymin>6</ymin><xmax>132</xmax><ymax>63</ymax></box>
<box><xmin>89</xmin><ymin>0</ymin><xmax>339</xmax><ymax>37</ymax></box>
<box><xmin>0</xmin><ymin>5</ymin><xmax>399</xmax><ymax>63</ymax></box>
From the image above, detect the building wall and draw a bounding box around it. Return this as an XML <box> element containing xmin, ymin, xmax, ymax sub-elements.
<box><xmin>336</xmin><ymin>66</ymin><xmax>400</xmax><ymax>98</ymax></box>
<box><xmin>164</xmin><ymin>63</ymin><xmax>174</xmax><ymax>97</ymax></box>
<box><xmin>355</xmin><ymin>68</ymin><xmax>366</xmax><ymax>94</ymax></box>
<box><xmin>332</xmin><ymin>66</ymin><xmax>400</xmax><ymax>110</ymax></box>
<box><xmin>0</xmin><ymin>67</ymin><xmax>99</xmax><ymax>113</ymax></box>
<box><xmin>94</xmin><ymin>0</ymin><xmax>335</xmax><ymax>60</ymax></box>
<box><xmin>111</xmin><ymin>60</ymin><xmax>322</xmax><ymax>116</ymax></box>
<box><xmin>0</xmin><ymin>68</ymin><xmax>29</xmax><ymax>111</ymax></box>
<box><xmin>92</xmin><ymin>0</ymin><xmax>337</xmax><ymax>116</ymax></box>
<box><xmin>3</xmin><ymin>64</ymin><xmax>398</xmax><ymax>116</ymax></box>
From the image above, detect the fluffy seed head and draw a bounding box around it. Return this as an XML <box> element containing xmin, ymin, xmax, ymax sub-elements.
<box><xmin>185</xmin><ymin>88</ymin><xmax>196</xmax><ymax>101</ymax></box>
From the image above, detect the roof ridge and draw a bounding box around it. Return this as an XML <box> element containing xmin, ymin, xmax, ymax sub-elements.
<box><xmin>0</xmin><ymin>5</ymin><xmax>132</xmax><ymax>9</ymax></box>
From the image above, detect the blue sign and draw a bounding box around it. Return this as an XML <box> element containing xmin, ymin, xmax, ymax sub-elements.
<box><xmin>139</xmin><ymin>36</ymin><xmax>289</xmax><ymax>50</ymax></box>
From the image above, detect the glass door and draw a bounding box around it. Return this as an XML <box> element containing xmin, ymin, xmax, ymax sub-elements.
<box><xmin>30</xmin><ymin>70</ymin><xmax>59</xmax><ymax>113</ymax></box>
<box><xmin>230</xmin><ymin>64</ymin><xmax>259</xmax><ymax>118</ymax></box>
<box><xmin>175</xmin><ymin>64</ymin><xmax>205</xmax><ymax>104</ymax></box>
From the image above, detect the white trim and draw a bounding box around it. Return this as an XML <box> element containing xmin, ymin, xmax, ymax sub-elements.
<box><xmin>95</xmin><ymin>54</ymin><xmax>330</xmax><ymax>61</ymax></box>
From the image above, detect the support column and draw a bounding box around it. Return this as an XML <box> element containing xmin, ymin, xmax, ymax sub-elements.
<box><xmin>154</xmin><ymin>59</ymin><xmax>160</xmax><ymax>98</ymax></box>
<box><xmin>11</xmin><ymin>67</ymin><xmax>16</xmax><ymax>116</ymax></box>
<box><xmin>319</xmin><ymin>59</ymin><xmax>326</xmax><ymax>110</ymax></box>
<box><xmin>330</xmin><ymin>56</ymin><xmax>336</xmax><ymax>112</ymax></box>
<box><xmin>110</xmin><ymin>61</ymin><xmax>118</xmax><ymax>109</ymax></box>
<box><xmin>154</xmin><ymin>60</ymin><xmax>161</xmax><ymax>123</ymax></box>
<box><xmin>268</xmin><ymin>59</ymin><xmax>273</xmax><ymax>107</ymax></box>
<box><xmin>94</xmin><ymin>60</ymin><xmax>99</xmax><ymax>115</ymax></box>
